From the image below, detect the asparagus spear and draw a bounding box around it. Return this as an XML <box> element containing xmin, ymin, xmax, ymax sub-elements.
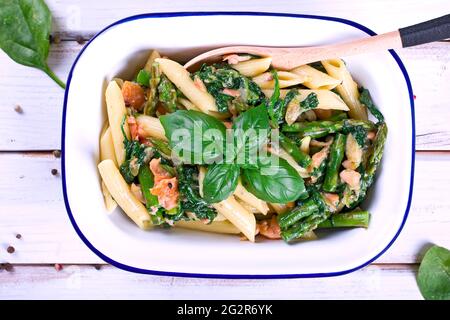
<box><xmin>277</xmin><ymin>198</ymin><xmax>318</xmax><ymax>230</ymax></box>
<box><xmin>144</xmin><ymin>62</ymin><xmax>161</xmax><ymax>115</ymax></box>
<box><xmin>279</xmin><ymin>133</ymin><xmax>312</xmax><ymax>168</ymax></box>
<box><xmin>148</xmin><ymin>137</ymin><xmax>172</xmax><ymax>156</ymax></box>
<box><xmin>281</xmin><ymin>214</ymin><xmax>325</xmax><ymax>242</ymax></box>
<box><xmin>322</xmin><ymin>133</ymin><xmax>347</xmax><ymax>192</ymax></box>
<box><xmin>282</xmin><ymin>119</ymin><xmax>375</xmax><ymax>138</ymax></box>
<box><xmin>138</xmin><ymin>164</ymin><xmax>159</xmax><ymax>209</ymax></box>
<box><xmin>318</xmin><ymin>210</ymin><xmax>370</xmax><ymax>228</ymax></box>
<box><xmin>328</xmin><ymin>112</ymin><xmax>348</xmax><ymax>121</ymax></box>
<box><xmin>343</xmin><ymin>123</ymin><xmax>388</xmax><ymax>208</ymax></box>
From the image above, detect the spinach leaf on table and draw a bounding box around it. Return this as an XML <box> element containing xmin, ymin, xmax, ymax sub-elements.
<box><xmin>0</xmin><ymin>0</ymin><xmax>65</xmax><ymax>88</ymax></box>
<box><xmin>417</xmin><ymin>245</ymin><xmax>450</xmax><ymax>300</ymax></box>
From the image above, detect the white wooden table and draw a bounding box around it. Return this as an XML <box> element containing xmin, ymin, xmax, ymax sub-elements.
<box><xmin>0</xmin><ymin>0</ymin><xmax>449</xmax><ymax>299</ymax></box>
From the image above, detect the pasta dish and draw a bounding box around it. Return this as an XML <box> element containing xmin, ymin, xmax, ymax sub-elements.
<box><xmin>98</xmin><ymin>50</ymin><xmax>387</xmax><ymax>243</ymax></box>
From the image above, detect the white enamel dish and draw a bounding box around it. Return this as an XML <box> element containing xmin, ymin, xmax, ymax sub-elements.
<box><xmin>62</xmin><ymin>12</ymin><xmax>415</xmax><ymax>278</ymax></box>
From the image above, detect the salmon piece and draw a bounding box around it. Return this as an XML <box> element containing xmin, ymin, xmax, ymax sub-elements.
<box><xmin>258</xmin><ymin>216</ymin><xmax>281</xmax><ymax>240</ymax></box>
<box><xmin>311</xmin><ymin>146</ymin><xmax>330</xmax><ymax>168</ymax></box>
<box><xmin>367</xmin><ymin>131</ymin><xmax>376</xmax><ymax>140</ymax></box>
<box><xmin>222</xmin><ymin>54</ymin><xmax>251</xmax><ymax>65</ymax></box>
<box><xmin>342</xmin><ymin>159</ymin><xmax>358</xmax><ymax>170</ymax></box>
<box><xmin>130</xmin><ymin>183</ymin><xmax>145</xmax><ymax>204</ymax></box>
<box><xmin>127</xmin><ymin>116</ymin><xmax>140</xmax><ymax>141</ymax></box>
<box><xmin>149</xmin><ymin>158</ymin><xmax>172</xmax><ymax>184</ymax></box>
<box><xmin>340</xmin><ymin>169</ymin><xmax>361</xmax><ymax>190</ymax></box>
<box><xmin>222</xmin><ymin>88</ymin><xmax>241</xmax><ymax>97</ymax></box>
<box><xmin>122</xmin><ymin>81</ymin><xmax>145</xmax><ymax>110</ymax></box>
<box><xmin>223</xmin><ymin>121</ymin><xmax>232</xmax><ymax>129</ymax></box>
<box><xmin>193</xmin><ymin>76</ymin><xmax>207</xmax><ymax>92</ymax></box>
<box><xmin>150</xmin><ymin>176</ymin><xmax>179</xmax><ymax>210</ymax></box>
<box><xmin>323</xmin><ymin>192</ymin><xmax>340</xmax><ymax>211</ymax></box>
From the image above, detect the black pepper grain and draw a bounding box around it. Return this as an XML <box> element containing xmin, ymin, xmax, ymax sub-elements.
<box><xmin>76</xmin><ymin>35</ymin><xmax>85</xmax><ymax>45</ymax></box>
<box><xmin>94</xmin><ymin>264</ymin><xmax>102</xmax><ymax>270</ymax></box>
<box><xmin>6</xmin><ymin>246</ymin><xmax>15</xmax><ymax>254</ymax></box>
<box><xmin>14</xmin><ymin>105</ymin><xmax>23</xmax><ymax>114</ymax></box>
<box><xmin>51</xmin><ymin>168</ymin><xmax>58</xmax><ymax>176</ymax></box>
<box><xmin>53</xmin><ymin>150</ymin><xmax>61</xmax><ymax>158</ymax></box>
<box><xmin>16</xmin><ymin>234</ymin><xmax>22</xmax><ymax>239</ymax></box>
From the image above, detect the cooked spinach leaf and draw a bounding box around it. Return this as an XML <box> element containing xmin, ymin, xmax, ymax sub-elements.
<box><xmin>300</xmin><ymin>92</ymin><xmax>319</xmax><ymax>111</ymax></box>
<box><xmin>359</xmin><ymin>87</ymin><xmax>384</xmax><ymax>123</ymax></box>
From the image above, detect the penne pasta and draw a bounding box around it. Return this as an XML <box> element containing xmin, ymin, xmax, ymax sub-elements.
<box><xmin>213</xmin><ymin>196</ymin><xmax>256</xmax><ymax>242</ymax></box>
<box><xmin>175</xmin><ymin>220</ymin><xmax>240</xmax><ymax>234</ymax></box>
<box><xmin>269</xmin><ymin>203</ymin><xmax>290</xmax><ymax>214</ymax></box>
<box><xmin>106</xmin><ymin>81</ymin><xmax>130</xmax><ymax>165</ymax></box>
<box><xmin>231</xmin><ymin>57</ymin><xmax>272</xmax><ymax>77</ymax></box>
<box><xmin>291</xmin><ymin>65</ymin><xmax>340</xmax><ymax>90</ymax></box>
<box><xmin>156</xmin><ymin>58</ymin><xmax>218</xmax><ymax>113</ymax></box>
<box><xmin>300</xmin><ymin>136</ymin><xmax>311</xmax><ymax>155</ymax></box>
<box><xmin>263</xmin><ymin>89</ymin><xmax>349</xmax><ymax>125</ymax></box>
<box><xmin>99</xmin><ymin>124</ymin><xmax>118</xmax><ymax>212</ymax></box>
<box><xmin>321</xmin><ymin>59</ymin><xmax>368</xmax><ymax>120</ymax></box>
<box><xmin>234</xmin><ymin>182</ymin><xmax>269</xmax><ymax>215</ymax></box>
<box><xmin>101</xmin><ymin>181</ymin><xmax>117</xmax><ymax>213</ymax></box>
<box><xmin>135</xmin><ymin>115</ymin><xmax>168</xmax><ymax>141</ymax></box>
<box><xmin>100</xmin><ymin>126</ymin><xmax>118</xmax><ymax>167</ymax></box>
<box><xmin>144</xmin><ymin>50</ymin><xmax>161</xmax><ymax>72</ymax></box>
<box><xmin>178</xmin><ymin>98</ymin><xmax>230</xmax><ymax>120</ymax></box>
<box><xmin>98</xmin><ymin>160</ymin><xmax>152</xmax><ymax>229</ymax></box>
<box><xmin>253</xmin><ymin>71</ymin><xmax>310</xmax><ymax>89</ymax></box>
<box><xmin>112</xmin><ymin>77</ymin><xmax>124</xmax><ymax>88</ymax></box>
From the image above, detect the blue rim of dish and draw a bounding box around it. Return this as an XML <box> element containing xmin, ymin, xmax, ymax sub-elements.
<box><xmin>61</xmin><ymin>11</ymin><xmax>415</xmax><ymax>279</ymax></box>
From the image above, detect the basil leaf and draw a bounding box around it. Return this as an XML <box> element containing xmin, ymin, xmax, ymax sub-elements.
<box><xmin>160</xmin><ymin>110</ymin><xmax>226</xmax><ymax>164</ymax></box>
<box><xmin>202</xmin><ymin>163</ymin><xmax>240</xmax><ymax>203</ymax></box>
<box><xmin>241</xmin><ymin>155</ymin><xmax>305</xmax><ymax>203</ymax></box>
<box><xmin>418</xmin><ymin>245</ymin><xmax>450</xmax><ymax>300</ymax></box>
<box><xmin>232</xmin><ymin>104</ymin><xmax>270</xmax><ymax>166</ymax></box>
<box><xmin>0</xmin><ymin>0</ymin><xmax>65</xmax><ymax>88</ymax></box>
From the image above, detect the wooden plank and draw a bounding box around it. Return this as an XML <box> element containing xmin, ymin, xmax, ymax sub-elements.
<box><xmin>0</xmin><ymin>152</ymin><xmax>448</xmax><ymax>264</ymax></box>
<box><xmin>0</xmin><ymin>41</ymin><xmax>449</xmax><ymax>150</ymax></box>
<box><xmin>0</xmin><ymin>264</ymin><xmax>422</xmax><ymax>299</ymax></box>
<box><xmin>44</xmin><ymin>0</ymin><xmax>448</xmax><ymax>35</ymax></box>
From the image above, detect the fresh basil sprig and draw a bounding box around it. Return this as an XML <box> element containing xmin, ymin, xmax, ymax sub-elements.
<box><xmin>0</xmin><ymin>0</ymin><xmax>65</xmax><ymax>88</ymax></box>
<box><xmin>202</xmin><ymin>163</ymin><xmax>240</xmax><ymax>203</ymax></box>
<box><xmin>241</xmin><ymin>155</ymin><xmax>305</xmax><ymax>203</ymax></box>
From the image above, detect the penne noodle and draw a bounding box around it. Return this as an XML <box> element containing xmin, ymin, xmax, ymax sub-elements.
<box><xmin>234</xmin><ymin>182</ymin><xmax>269</xmax><ymax>215</ymax></box>
<box><xmin>98</xmin><ymin>160</ymin><xmax>152</xmax><ymax>229</ymax></box>
<box><xmin>213</xmin><ymin>196</ymin><xmax>256</xmax><ymax>242</ymax></box>
<box><xmin>236</xmin><ymin>199</ymin><xmax>261</xmax><ymax>215</ymax></box>
<box><xmin>112</xmin><ymin>77</ymin><xmax>124</xmax><ymax>88</ymax></box>
<box><xmin>135</xmin><ymin>115</ymin><xmax>168</xmax><ymax>141</ymax></box>
<box><xmin>263</xmin><ymin>89</ymin><xmax>349</xmax><ymax>125</ymax></box>
<box><xmin>175</xmin><ymin>220</ymin><xmax>240</xmax><ymax>234</ymax></box>
<box><xmin>100</xmin><ymin>126</ymin><xmax>118</xmax><ymax>167</ymax></box>
<box><xmin>266</xmin><ymin>145</ymin><xmax>310</xmax><ymax>178</ymax></box>
<box><xmin>300</xmin><ymin>136</ymin><xmax>311</xmax><ymax>155</ymax></box>
<box><xmin>144</xmin><ymin>50</ymin><xmax>161</xmax><ymax>72</ymax></box>
<box><xmin>156</xmin><ymin>58</ymin><xmax>218</xmax><ymax>113</ymax></box>
<box><xmin>253</xmin><ymin>71</ymin><xmax>311</xmax><ymax>89</ymax></box>
<box><xmin>178</xmin><ymin>98</ymin><xmax>230</xmax><ymax>120</ymax></box>
<box><xmin>269</xmin><ymin>203</ymin><xmax>290</xmax><ymax>214</ymax></box>
<box><xmin>101</xmin><ymin>181</ymin><xmax>117</xmax><ymax>213</ymax></box>
<box><xmin>105</xmin><ymin>81</ymin><xmax>130</xmax><ymax>165</ymax></box>
<box><xmin>291</xmin><ymin>65</ymin><xmax>340</xmax><ymax>90</ymax></box>
<box><xmin>321</xmin><ymin>59</ymin><xmax>368</xmax><ymax>120</ymax></box>
<box><xmin>231</xmin><ymin>57</ymin><xmax>272</xmax><ymax>77</ymax></box>
<box><xmin>100</xmin><ymin>124</ymin><xmax>118</xmax><ymax>212</ymax></box>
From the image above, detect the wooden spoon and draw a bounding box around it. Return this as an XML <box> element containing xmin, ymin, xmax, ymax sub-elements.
<box><xmin>185</xmin><ymin>14</ymin><xmax>450</xmax><ymax>70</ymax></box>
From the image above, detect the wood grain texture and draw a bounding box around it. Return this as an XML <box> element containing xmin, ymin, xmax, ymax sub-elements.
<box><xmin>0</xmin><ymin>264</ymin><xmax>421</xmax><ymax>299</ymax></box>
<box><xmin>0</xmin><ymin>152</ymin><xmax>448</xmax><ymax>264</ymax></box>
<box><xmin>0</xmin><ymin>42</ymin><xmax>449</xmax><ymax>150</ymax></box>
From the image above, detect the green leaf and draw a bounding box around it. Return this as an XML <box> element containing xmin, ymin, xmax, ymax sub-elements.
<box><xmin>0</xmin><ymin>0</ymin><xmax>65</xmax><ymax>88</ymax></box>
<box><xmin>359</xmin><ymin>87</ymin><xmax>384</xmax><ymax>123</ymax></box>
<box><xmin>300</xmin><ymin>92</ymin><xmax>319</xmax><ymax>110</ymax></box>
<box><xmin>136</xmin><ymin>69</ymin><xmax>150</xmax><ymax>87</ymax></box>
<box><xmin>417</xmin><ymin>245</ymin><xmax>450</xmax><ymax>300</ymax></box>
<box><xmin>241</xmin><ymin>155</ymin><xmax>305</xmax><ymax>203</ymax></box>
<box><xmin>202</xmin><ymin>163</ymin><xmax>240</xmax><ymax>203</ymax></box>
<box><xmin>177</xmin><ymin>165</ymin><xmax>217</xmax><ymax>222</ymax></box>
<box><xmin>232</xmin><ymin>104</ymin><xmax>270</xmax><ymax>166</ymax></box>
<box><xmin>160</xmin><ymin>110</ymin><xmax>226</xmax><ymax>165</ymax></box>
